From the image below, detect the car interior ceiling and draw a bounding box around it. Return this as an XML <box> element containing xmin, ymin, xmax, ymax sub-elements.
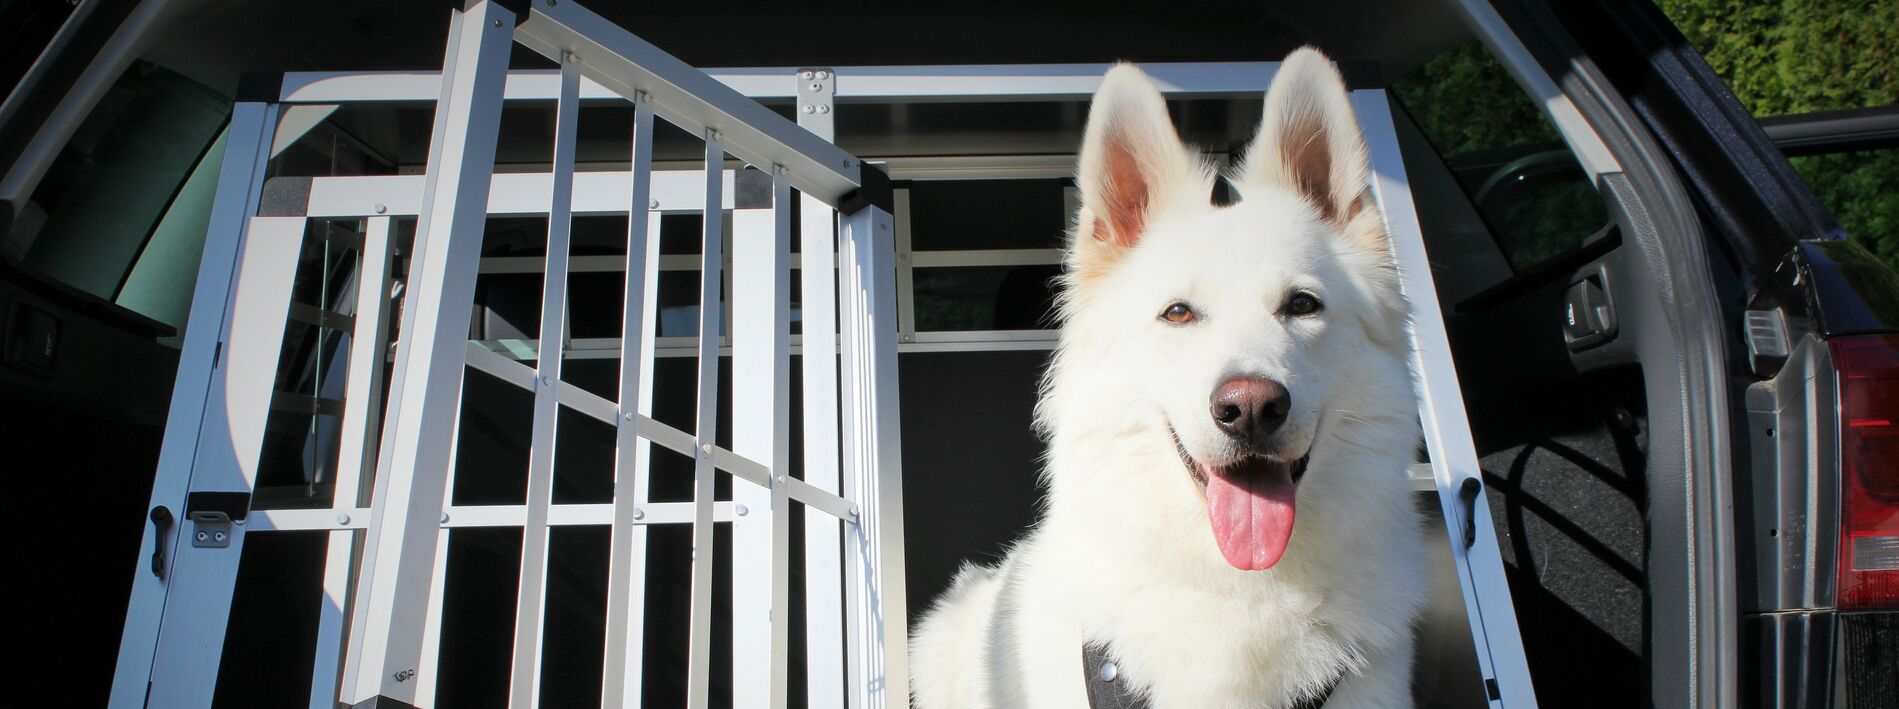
<box><xmin>1</xmin><ymin>2</ymin><xmax>1685</xmax><ymax>706</ymax></box>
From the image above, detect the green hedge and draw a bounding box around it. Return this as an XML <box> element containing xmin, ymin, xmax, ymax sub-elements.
<box><xmin>1658</xmin><ymin>0</ymin><xmax>1899</xmax><ymax>262</ymax></box>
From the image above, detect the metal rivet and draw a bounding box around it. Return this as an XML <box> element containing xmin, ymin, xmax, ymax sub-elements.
<box><xmin>817</xmin><ymin>105</ymin><xmax>830</xmax><ymax>114</ymax></box>
<box><xmin>441</xmin><ymin>513</ymin><xmax>450</xmax><ymax>523</ymax></box>
<box><xmin>541</xmin><ymin>375</ymin><xmax>554</xmax><ymax>387</ymax></box>
<box><xmin>850</xmin><ymin>505</ymin><xmax>860</xmax><ymax>517</ymax></box>
<box><xmin>801</xmin><ymin>71</ymin><xmax>814</xmax><ymax>80</ymax></box>
<box><xmin>623</xmin><ymin>411</ymin><xmax>635</xmax><ymax>422</ymax></box>
<box><xmin>776</xmin><ymin>475</ymin><xmax>788</xmax><ymax>485</ymax></box>
<box><xmin>374</xmin><ymin>203</ymin><xmax>387</xmax><ymax>214</ymax></box>
<box><xmin>701</xmin><ymin>443</ymin><xmax>714</xmax><ymax>456</ymax></box>
<box><xmin>810</xmin><ymin>82</ymin><xmax>823</xmax><ymax>91</ymax></box>
<box><xmin>899</xmin><ymin>334</ymin><xmax>913</xmax><ymax>343</ymax></box>
<box><xmin>802</xmin><ymin>105</ymin><xmax>815</xmax><ymax>114</ymax></box>
<box><xmin>816</xmin><ymin>71</ymin><xmax>830</xmax><ymax>80</ymax></box>
<box><xmin>213</xmin><ymin>531</ymin><xmax>227</xmax><ymax>542</ymax></box>
<box><xmin>337</xmin><ymin>513</ymin><xmax>351</xmax><ymax>525</ymax></box>
<box><xmin>196</xmin><ymin>531</ymin><xmax>208</xmax><ymax>542</ymax></box>
<box><xmin>735</xmin><ymin>504</ymin><xmax>749</xmax><ymax>516</ymax></box>
<box><xmin>493</xmin><ymin>19</ymin><xmax>502</xmax><ymax>27</ymax></box>
<box><xmin>1098</xmin><ymin>661</ymin><xmax>1118</xmax><ymax>682</ymax></box>
<box><xmin>842</xmin><ymin>159</ymin><xmax>853</xmax><ymax>168</ymax></box>
<box><xmin>776</xmin><ymin>166</ymin><xmax>790</xmax><ymax>176</ymax></box>
<box><xmin>649</xmin><ymin>199</ymin><xmax>659</xmax><ymax>209</ymax></box>
<box><xmin>633</xmin><ymin>507</ymin><xmax>645</xmax><ymax>520</ymax></box>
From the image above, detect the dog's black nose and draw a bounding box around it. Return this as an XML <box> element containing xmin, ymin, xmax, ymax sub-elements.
<box><xmin>1211</xmin><ymin>376</ymin><xmax>1291</xmax><ymax>444</ymax></box>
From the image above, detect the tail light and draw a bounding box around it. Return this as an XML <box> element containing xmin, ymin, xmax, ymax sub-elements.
<box><xmin>1830</xmin><ymin>335</ymin><xmax>1899</xmax><ymax>609</ymax></box>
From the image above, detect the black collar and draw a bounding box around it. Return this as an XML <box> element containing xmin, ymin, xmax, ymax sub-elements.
<box><xmin>1081</xmin><ymin>642</ymin><xmax>1339</xmax><ymax>709</ymax></box>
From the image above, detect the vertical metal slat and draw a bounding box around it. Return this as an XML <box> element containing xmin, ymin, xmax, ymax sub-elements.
<box><xmin>602</xmin><ymin>91</ymin><xmax>660</xmax><ymax>709</ymax></box>
<box><xmin>732</xmin><ymin>168</ymin><xmax>793</xmax><ymax>707</ymax></box>
<box><xmin>309</xmin><ymin>215</ymin><xmax>396</xmax><ymax>708</ymax></box>
<box><xmin>684</xmin><ymin>130</ymin><xmax>727</xmax><ymax>709</ymax></box>
<box><xmin>507</xmin><ymin>53</ymin><xmax>583</xmax><ymax>709</ymax></box>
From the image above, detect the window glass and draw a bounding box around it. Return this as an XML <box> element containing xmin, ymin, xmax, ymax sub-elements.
<box><xmin>1391</xmin><ymin>42</ymin><xmax>1609</xmax><ymax>274</ymax></box>
<box><xmin>18</xmin><ymin>60</ymin><xmax>230</xmax><ymax>300</ymax></box>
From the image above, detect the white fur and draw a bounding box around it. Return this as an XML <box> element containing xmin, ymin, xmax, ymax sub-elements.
<box><xmin>911</xmin><ymin>49</ymin><xmax>1426</xmax><ymax>709</ymax></box>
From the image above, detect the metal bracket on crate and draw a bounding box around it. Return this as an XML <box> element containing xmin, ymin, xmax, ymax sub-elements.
<box><xmin>185</xmin><ymin>491</ymin><xmax>251</xmax><ymax>549</ymax></box>
<box><xmin>796</xmin><ymin>67</ymin><xmax>836</xmax><ymax>139</ymax></box>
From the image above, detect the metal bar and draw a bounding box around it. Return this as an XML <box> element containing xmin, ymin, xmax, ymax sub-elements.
<box><xmin>893</xmin><ymin>189</ymin><xmax>915</xmax><ymax>344</ymax></box>
<box><xmin>730</xmin><ymin>167</ymin><xmax>790</xmax><ymax>708</ymax></box>
<box><xmin>415</xmin><ymin>399</ymin><xmax>461</xmax><ymax>709</ymax></box>
<box><xmin>601</xmin><ymin>107</ymin><xmax>660</xmax><ymax>695</ymax></box>
<box><xmin>140</xmin><ymin>216</ymin><xmax>306</xmax><ymax>707</ymax></box>
<box><xmin>1353</xmin><ymin>90</ymin><xmax>1536</xmax><ymax>707</ymax></box>
<box><xmin>109</xmin><ymin>100</ymin><xmax>276</xmax><ymax>709</ymax></box>
<box><xmin>684</xmin><ymin>131</ymin><xmax>726</xmax><ymax>709</ymax></box>
<box><xmin>273</xmin><ymin>62</ymin><xmax>1297</xmax><ymax>104</ymax></box>
<box><xmin>796</xmin><ymin>72</ymin><xmax>849</xmax><ymax>707</ymax></box>
<box><xmin>506</xmin><ymin>54</ymin><xmax>583</xmax><ymax>709</ymax></box>
<box><xmin>303</xmin><ymin>170</ymin><xmax>737</xmax><ymax>219</ymax></box>
<box><xmin>513</xmin><ymin>0</ymin><xmax>864</xmax><ymax>205</ymax></box>
<box><xmin>908</xmin><ymin>249</ymin><xmax>1063</xmax><ymax>268</ymax></box>
<box><xmin>340</xmin><ymin>4</ymin><xmax>513</xmax><ymax>704</ymax></box>
<box><xmin>837</xmin><ymin>204</ymin><xmax>910</xmax><ymax>709</ymax></box>
<box><xmin>783</xmin><ymin>476</ymin><xmax>858</xmax><ymax>525</ymax></box>
<box><xmin>254</xmin><ymin>502</ymin><xmax>743</xmax><ymax>530</ymax></box>
<box><xmin>309</xmin><ymin>215</ymin><xmax>396</xmax><ymax>708</ymax></box>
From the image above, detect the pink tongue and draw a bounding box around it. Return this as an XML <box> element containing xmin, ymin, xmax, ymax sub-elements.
<box><xmin>1204</xmin><ymin>459</ymin><xmax>1297</xmax><ymax>570</ymax></box>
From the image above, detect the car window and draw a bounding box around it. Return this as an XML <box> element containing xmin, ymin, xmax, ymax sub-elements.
<box><xmin>14</xmin><ymin>60</ymin><xmax>229</xmax><ymax>326</ymax></box>
<box><xmin>1391</xmin><ymin>41</ymin><xmax>1611</xmax><ymax>276</ymax></box>
<box><xmin>1788</xmin><ymin>146</ymin><xmax>1899</xmax><ymax>259</ymax></box>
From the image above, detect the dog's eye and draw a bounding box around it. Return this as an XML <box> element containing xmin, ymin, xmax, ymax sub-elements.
<box><xmin>1159</xmin><ymin>302</ymin><xmax>1197</xmax><ymax>324</ymax></box>
<box><xmin>1282</xmin><ymin>292</ymin><xmax>1323</xmax><ymax>317</ymax></box>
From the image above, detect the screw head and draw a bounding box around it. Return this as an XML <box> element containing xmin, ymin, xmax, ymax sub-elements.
<box><xmin>801</xmin><ymin>71</ymin><xmax>814</xmax><ymax>80</ymax></box>
<box><xmin>441</xmin><ymin>513</ymin><xmax>450</xmax><ymax>523</ymax></box>
<box><xmin>623</xmin><ymin>411</ymin><xmax>635</xmax><ymax>422</ymax></box>
<box><xmin>632</xmin><ymin>507</ymin><xmax>645</xmax><ymax>520</ymax></box>
<box><xmin>213</xmin><ymin>531</ymin><xmax>227</xmax><ymax>542</ymax></box>
<box><xmin>702</xmin><ymin>443</ymin><xmax>714</xmax><ymax>455</ymax></box>
<box><xmin>541</xmin><ymin>375</ymin><xmax>554</xmax><ymax>387</ymax></box>
<box><xmin>802</xmin><ymin>105</ymin><xmax>815</xmax><ymax>114</ymax></box>
<box><xmin>777</xmin><ymin>475</ymin><xmax>788</xmax><ymax>485</ymax></box>
<box><xmin>196</xmin><ymin>531</ymin><xmax>208</xmax><ymax>542</ymax></box>
<box><xmin>493</xmin><ymin>19</ymin><xmax>502</xmax><ymax>27</ymax></box>
<box><xmin>817</xmin><ymin>105</ymin><xmax>830</xmax><ymax>115</ymax></box>
<box><xmin>735</xmin><ymin>504</ymin><xmax>749</xmax><ymax>516</ymax></box>
<box><xmin>810</xmin><ymin>83</ymin><xmax>823</xmax><ymax>92</ymax></box>
<box><xmin>649</xmin><ymin>199</ymin><xmax>659</xmax><ymax>210</ymax></box>
<box><xmin>816</xmin><ymin>71</ymin><xmax>830</xmax><ymax>80</ymax></box>
<box><xmin>374</xmin><ymin>203</ymin><xmax>387</xmax><ymax>214</ymax></box>
<box><xmin>337</xmin><ymin>513</ymin><xmax>351</xmax><ymax>525</ymax></box>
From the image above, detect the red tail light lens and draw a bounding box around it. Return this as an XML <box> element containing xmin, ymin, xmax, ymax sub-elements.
<box><xmin>1831</xmin><ymin>335</ymin><xmax>1899</xmax><ymax>609</ymax></box>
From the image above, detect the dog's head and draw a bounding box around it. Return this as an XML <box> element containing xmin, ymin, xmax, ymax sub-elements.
<box><xmin>1051</xmin><ymin>49</ymin><xmax>1406</xmax><ymax>571</ymax></box>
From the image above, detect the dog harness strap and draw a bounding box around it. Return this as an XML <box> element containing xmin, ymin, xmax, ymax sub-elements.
<box><xmin>1080</xmin><ymin>642</ymin><xmax>1339</xmax><ymax>709</ymax></box>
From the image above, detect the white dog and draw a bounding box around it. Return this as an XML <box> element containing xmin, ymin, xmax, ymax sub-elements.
<box><xmin>910</xmin><ymin>48</ymin><xmax>1426</xmax><ymax>709</ymax></box>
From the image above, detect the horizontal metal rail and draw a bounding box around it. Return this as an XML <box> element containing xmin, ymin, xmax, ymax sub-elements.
<box><xmin>273</xmin><ymin>61</ymin><xmax>1288</xmax><ymax>104</ymax></box>
<box><xmin>514</xmin><ymin>0</ymin><xmax>864</xmax><ymax>206</ymax></box>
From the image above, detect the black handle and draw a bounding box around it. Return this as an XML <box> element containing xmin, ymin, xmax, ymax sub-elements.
<box><xmin>149</xmin><ymin>506</ymin><xmax>174</xmax><ymax>579</ymax></box>
<box><xmin>1458</xmin><ymin>478</ymin><xmax>1482</xmax><ymax>549</ymax></box>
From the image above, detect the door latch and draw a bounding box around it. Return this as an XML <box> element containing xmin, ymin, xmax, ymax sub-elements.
<box><xmin>184</xmin><ymin>491</ymin><xmax>251</xmax><ymax>549</ymax></box>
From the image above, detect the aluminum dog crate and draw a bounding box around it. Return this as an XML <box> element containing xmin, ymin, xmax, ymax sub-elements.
<box><xmin>112</xmin><ymin>1</ymin><xmax>1539</xmax><ymax>707</ymax></box>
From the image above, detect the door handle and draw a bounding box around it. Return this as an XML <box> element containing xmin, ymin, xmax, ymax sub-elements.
<box><xmin>1458</xmin><ymin>478</ymin><xmax>1482</xmax><ymax>549</ymax></box>
<box><xmin>149</xmin><ymin>506</ymin><xmax>174</xmax><ymax>579</ymax></box>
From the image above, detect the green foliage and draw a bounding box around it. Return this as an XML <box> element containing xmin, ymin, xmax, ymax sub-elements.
<box><xmin>1391</xmin><ymin>42</ymin><xmax>1560</xmax><ymax>155</ymax></box>
<box><xmin>1657</xmin><ymin>0</ymin><xmax>1899</xmax><ymax>264</ymax></box>
<box><xmin>1657</xmin><ymin>0</ymin><xmax>1896</xmax><ymax>116</ymax></box>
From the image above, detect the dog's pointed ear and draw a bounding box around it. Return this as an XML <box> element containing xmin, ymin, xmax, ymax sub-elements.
<box><xmin>1073</xmin><ymin>64</ymin><xmax>1198</xmax><ymax>265</ymax></box>
<box><xmin>1236</xmin><ymin>48</ymin><xmax>1376</xmax><ymax>239</ymax></box>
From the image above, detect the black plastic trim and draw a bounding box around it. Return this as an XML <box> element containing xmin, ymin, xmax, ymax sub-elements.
<box><xmin>839</xmin><ymin>163</ymin><xmax>893</xmax><ymax>216</ymax></box>
<box><xmin>233</xmin><ymin>72</ymin><xmax>284</xmax><ymax>103</ymax></box>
